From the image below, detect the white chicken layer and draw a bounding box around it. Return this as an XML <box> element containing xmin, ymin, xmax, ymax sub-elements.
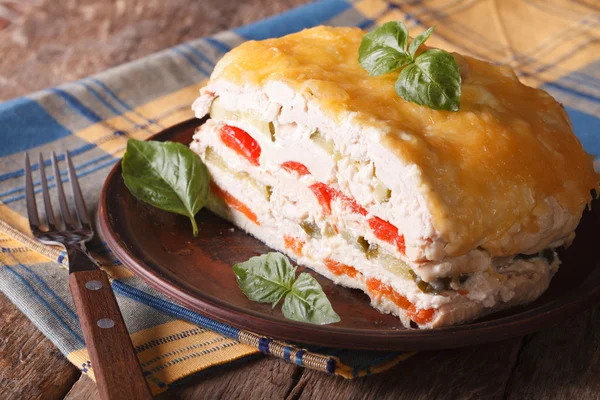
<box><xmin>190</xmin><ymin>119</ymin><xmax>558</xmax><ymax>328</ymax></box>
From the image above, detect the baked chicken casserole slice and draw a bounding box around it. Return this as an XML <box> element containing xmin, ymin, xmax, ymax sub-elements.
<box><xmin>190</xmin><ymin>26</ymin><xmax>598</xmax><ymax>328</ymax></box>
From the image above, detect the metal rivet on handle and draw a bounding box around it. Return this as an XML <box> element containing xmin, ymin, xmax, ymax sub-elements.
<box><xmin>85</xmin><ymin>280</ymin><xmax>103</xmax><ymax>290</ymax></box>
<box><xmin>97</xmin><ymin>318</ymin><xmax>115</xmax><ymax>329</ymax></box>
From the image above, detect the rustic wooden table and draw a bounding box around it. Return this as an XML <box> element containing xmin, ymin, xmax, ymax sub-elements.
<box><xmin>1</xmin><ymin>1</ymin><xmax>599</xmax><ymax>399</ymax></box>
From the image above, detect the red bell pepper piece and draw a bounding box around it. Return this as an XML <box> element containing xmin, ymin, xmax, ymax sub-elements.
<box><xmin>219</xmin><ymin>125</ymin><xmax>261</xmax><ymax>166</ymax></box>
<box><xmin>281</xmin><ymin>161</ymin><xmax>310</xmax><ymax>176</ymax></box>
<box><xmin>368</xmin><ymin>216</ymin><xmax>406</xmax><ymax>253</ymax></box>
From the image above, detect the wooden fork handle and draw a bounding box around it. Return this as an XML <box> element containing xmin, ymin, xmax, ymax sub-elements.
<box><xmin>69</xmin><ymin>270</ymin><xmax>153</xmax><ymax>399</ymax></box>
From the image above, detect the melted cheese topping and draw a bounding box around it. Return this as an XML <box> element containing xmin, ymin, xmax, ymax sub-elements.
<box><xmin>210</xmin><ymin>26</ymin><xmax>598</xmax><ymax>256</ymax></box>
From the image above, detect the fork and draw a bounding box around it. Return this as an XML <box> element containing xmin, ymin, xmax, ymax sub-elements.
<box><xmin>25</xmin><ymin>152</ymin><xmax>152</xmax><ymax>400</ymax></box>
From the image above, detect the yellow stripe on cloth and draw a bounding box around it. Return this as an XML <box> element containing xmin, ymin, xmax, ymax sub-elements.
<box><xmin>68</xmin><ymin>320</ymin><xmax>258</xmax><ymax>395</ymax></box>
<box><xmin>74</xmin><ymin>112</ymin><xmax>156</xmax><ymax>157</ymax></box>
<box><xmin>74</xmin><ymin>81</ymin><xmax>205</xmax><ymax>158</ymax></box>
<box><xmin>384</xmin><ymin>0</ymin><xmax>599</xmax><ymax>89</ymax></box>
<box><xmin>376</xmin><ymin>9</ymin><xmax>418</xmax><ymax>28</ymax></box>
<box><xmin>333</xmin><ymin>351</ymin><xmax>415</xmax><ymax>379</ymax></box>
<box><xmin>354</xmin><ymin>0</ymin><xmax>390</xmax><ymax>18</ymax></box>
<box><xmin>67</xmin><ymin>348</ymin><xmax>96</xmax><ymax>381</ymax></box>
<box><xmin>134</xmin><ymin>81</ymin><xmax>206</xmax><ymax>129</ymax></box>
<box><xmin>0</xmin><ymin>204</ymin><xmax>66</xmax><ymax>267</ymax></box>
<box><xmin>0</xmin><ymin>203</ymin><xmax>131</xmax><ymax>277</ymax></box>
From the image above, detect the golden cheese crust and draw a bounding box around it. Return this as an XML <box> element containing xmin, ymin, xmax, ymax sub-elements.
<box><xmin>210</xmin><ymin>26</ymin><xmax>599</xmax><ymax>256</ymax></box>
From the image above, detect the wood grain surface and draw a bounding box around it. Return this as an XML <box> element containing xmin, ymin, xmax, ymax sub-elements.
<box><xmin>0</xmin><ymin>296</ymin><xmax>80</xmax><ymax>400</ymax></box>
<box><xmin>1</xmin><ymin>1</ymin><xmax>600</xmax><ymax>399</ymax></box>
<box><xmin>65</xmin><ymin>374</ymin><xmax>101</xmax><ymax>400</ymax></box>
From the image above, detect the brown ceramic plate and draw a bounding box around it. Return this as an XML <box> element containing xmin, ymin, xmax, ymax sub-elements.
<box><xmin>98</xmin><ymin>118</ymin><xmax>600</xmax><ymax>351</ymax></box>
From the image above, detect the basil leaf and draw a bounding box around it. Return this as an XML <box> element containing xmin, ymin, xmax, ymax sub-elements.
<box><xmin>358</xmin><ymin>21</ymin><xmax>412</xmax><ymax>76</ymax></box>
<box><xmin>282</xmin><ymin>272</ymin><xmax>341</xmax><ymax>325</ymax></box>
<box><xmin>408</xmin><ymin>26</ymin><xmax>435</xmax><ymax>58</ymax></box>
<box><xmin>233</xmin><ymin>253</ymin><xmax>296</xmax><ymax>307</ymax></box>
<box><xmin>358</xmin><ymin>21</ymin><xmax>461</xmax><ymax>111</ymax></box>
<box><xmin>122</xmin><ymin>139</ymin><xmax>209</xmax><ymax>236</ymax></box>
<box><xmin>233</xmin><ymin>252</ymin><xmax>340</xmax><ymax>324</ymax></box>
<box><xmin>359</xmin><ymin>45</ymin><xmax>412</xmax><ymax>77</ymax></box>
<box><xmin>367</xmin><ymin>21</ymin><xmax>410</xmax><ymax>53</ymax></box>
<box><xmin>395</xmin><ymin>49</ymin><xmax>461</xmax><ymax>111</ymax></box>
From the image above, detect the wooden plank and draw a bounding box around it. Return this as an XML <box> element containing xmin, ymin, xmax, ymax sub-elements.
<box><xmin>64</xmin><ymin>374</ymin><xmax>100</xmax><ymax>400</ymax></box>
<box><xmin>62</xmin><ymin>339</ymin><xmax>525</xmax><ymax>400</ymax></box>
<box><xmin>64</xmin><ymin>353</ymin><xmax>302</xmax><ymax>399</ymax></box>
<box><xmin>156</xmin><ymin>357</ymin><xmax>301</xmax><ymax>400</ymax></box>
<box><xmin>505</xmin><ymin>305</ymin><xmax>600</xmax><ymax>399</ymax></box>
<box><xmin>149</xmin><ymin>339</ymin><xmax>523</xmax><ymax>399</ymax></box>
<box><xmin>287</xmin><ymin>339</ymin><xmax>523</xmax><ymax>400</ymax></box>
<box><xmin>0</xmin><ymin>293</ymin><xmax>80</xmax><ymax>400</ymax></box>
<box><xmin>63</xmin><ymin>312</ymin><xmax>600</xmax><ymax>400</ymax></box>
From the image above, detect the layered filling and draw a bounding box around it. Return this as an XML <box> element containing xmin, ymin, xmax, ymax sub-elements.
<box><xmin>190</xmin><ymin>96</ymin><xmax>560</xmax><ymax>327</ymax></box>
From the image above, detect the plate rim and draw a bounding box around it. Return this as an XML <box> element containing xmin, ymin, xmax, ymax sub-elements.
<box><xmin>98</xmin><ymin>118</ymin><xmax>600</xmax><ymax>350</ymax></box>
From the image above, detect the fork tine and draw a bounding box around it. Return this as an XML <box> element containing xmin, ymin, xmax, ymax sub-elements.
<box><xmin>24</xmin><ymin>154</ymin><xmax>40</xmax><ymax>229</ymax></box>
<box><xmin>51</xmin><ymin>152</ymin><xmax>76</xmax><ymax>230</ymax></box>
<box><xmin>65</xmin><ymin>151</ymin><xmax>91</xmax><ymax>228</ymax></box>
<box><xmin>38</xmin><ymin>153</ymin><xmax>57</xmax><ymax>230</ymax></box>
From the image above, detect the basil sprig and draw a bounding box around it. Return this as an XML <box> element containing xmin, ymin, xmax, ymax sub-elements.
<box><xmin>122</xmin><ymin>139</ymin><xmax>209</xmax><ymax>236</ymax></box>
<box><xmin>233</xmin><ymin>253</ymin><xmax>341</xmax><ymax>325</ymax></box>
<box><xmin>359</xmin><ymin>21</ymin><xmax>461</xmax><ymax>111</ymax></box>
